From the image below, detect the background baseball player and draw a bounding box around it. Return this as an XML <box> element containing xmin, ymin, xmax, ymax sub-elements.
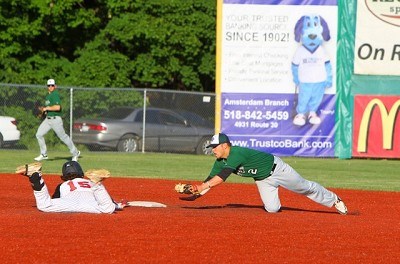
<box><xmin>176</xmin><ymin>133</ymin><xmax>348</xmax><ymax>215</ymax></box>
<box><xmin>34</xmin><ymin>78</ymin><xmax>80</xmax><ymax>161</ymax></box>
<box><xmin>17</xmin><ymin>161</ymin><xmax>125</xmax><ymax>214</ymax></box>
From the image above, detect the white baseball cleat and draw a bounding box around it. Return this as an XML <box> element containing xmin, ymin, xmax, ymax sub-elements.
<box><xmin>34</xmin><ymin>154</ymin><xmax>48</xmax><ymax>161</ymax></box>
<box><xmin>334</xmin><ymin>197</ymin><xmax>348</xmax><ymax>215</ymax></box>
<box><xmin>72</xmin><ymin>151</ymin><xmax>80</xmax><ymax>162</ymax></box>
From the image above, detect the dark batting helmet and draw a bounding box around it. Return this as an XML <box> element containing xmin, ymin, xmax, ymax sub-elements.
<box><xmin>61</xmin><ymin>161</ymin><xmax>84</xmax><ymax>181</ymax></box>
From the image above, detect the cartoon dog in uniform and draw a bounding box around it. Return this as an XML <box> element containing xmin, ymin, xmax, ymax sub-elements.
<box><xmin>291</xmin><ymin>14</ymin><xmax>332</xmax><ymax>126</ymax></box>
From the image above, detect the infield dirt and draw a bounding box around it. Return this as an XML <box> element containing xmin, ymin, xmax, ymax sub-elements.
<box><xmin>1</xmin><ymin>174</ymin><xmax>399</xmax><ymax>263</ymax></box>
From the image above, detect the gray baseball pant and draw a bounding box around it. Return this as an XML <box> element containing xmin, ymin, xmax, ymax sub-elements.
<box><xmin>255</xmin><ymin>156</ymin><xmax>338</xmax><ymax>213</ymax></box>
<box><xmin>35</xmin><ymin>116</ymin><xmax>78</xmax><ymax>156</ymax></box>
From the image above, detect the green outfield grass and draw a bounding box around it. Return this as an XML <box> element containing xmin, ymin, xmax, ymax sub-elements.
<box><xmin>1</xmin><ymin>149</ymin><xmax>399</xmax><ymax>191</ymax></box>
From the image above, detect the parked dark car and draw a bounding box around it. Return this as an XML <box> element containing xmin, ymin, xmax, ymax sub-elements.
<box><xmin>73</xmin><ymin>107</ymin><xmax>214</xmax><ymax>154</ymax></box>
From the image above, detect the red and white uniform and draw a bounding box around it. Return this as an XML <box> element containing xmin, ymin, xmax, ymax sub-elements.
<box><xmin>33</xmin><ymin>178</ymin><xmax>116</xmax><ymax>214</ymax></box>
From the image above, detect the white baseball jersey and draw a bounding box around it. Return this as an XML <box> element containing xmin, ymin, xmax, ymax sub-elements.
<box><xmin>292</xmin><ymin>45</ymin><xmax>330</xmax><ymax>83</ymax></box>
<box><xmin>33</xmin><ymin>178</ymin><xmax>116</xmax><ymax>214</ymax></box>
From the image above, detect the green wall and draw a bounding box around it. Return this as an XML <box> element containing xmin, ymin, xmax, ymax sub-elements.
<box><xmin>336</xmin><ymin>0</ymin><xmax>400</xmax><ymax>159</ymax></box>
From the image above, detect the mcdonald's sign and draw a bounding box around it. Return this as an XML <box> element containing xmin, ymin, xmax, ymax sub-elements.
<box><xmin>353</xmin><ymin>95</ymin><xmax>400</xmax><ymax>158</ymax></box>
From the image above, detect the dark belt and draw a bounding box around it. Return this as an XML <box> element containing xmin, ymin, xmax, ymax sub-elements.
<box><xmin>269</xmin><ymin>163</ymin><xmax>277</xmax><ymax>176</ymax></box>
<box><xmin>47</xmin><ymin>116</ymin><xmax>57</xmax><ymax>119</ymax></box>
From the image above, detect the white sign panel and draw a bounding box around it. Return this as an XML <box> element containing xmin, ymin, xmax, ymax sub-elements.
<box><xmin>354</xmin><ymin>0</ymin><xmax>400</xmax><ymax>75</ymax></box>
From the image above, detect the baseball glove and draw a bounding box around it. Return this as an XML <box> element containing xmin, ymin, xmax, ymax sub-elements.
<box><xmin>38</xmin><ymin>106</ymin><xmax>47</xmax><ymax>120</ymax></box>
<box><xmin>174</xmin><ymin>183</ymin><xmax>199</xmax><ymax>195</ymax></box>
<box><xmin>85</xmin><ymin>169</ymin><xmax>111</xmax><ymax>183</ymax></box>
<box><xmin>15</xmin><ymin>162</ymin><xmax>42</xmax><ymax>176</ymax></box>
<box><xmin>33</xmin><ymin>105</ymin><xmax>47</xmax><ymax>120</ymax></box>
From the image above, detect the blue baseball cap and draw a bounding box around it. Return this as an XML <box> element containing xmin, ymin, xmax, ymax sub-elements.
<box><xmin>207</xmin><ymin>133</ymin><xmax>231</xmax><ymax>148</ymax></box>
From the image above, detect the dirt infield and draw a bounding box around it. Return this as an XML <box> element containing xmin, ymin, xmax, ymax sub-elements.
<box><xmin>0</xmin><ymin>173</ymin><xmax>399</xmax><ymax>263</ymax></box>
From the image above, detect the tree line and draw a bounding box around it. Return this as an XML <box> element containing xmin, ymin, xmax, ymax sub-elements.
<box><xmin>0</xmin><ymin>0</ymin><xmax>216</xmax><ymax>92</ymax></box>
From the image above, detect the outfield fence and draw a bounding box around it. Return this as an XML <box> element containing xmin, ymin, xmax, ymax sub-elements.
<box><xmin>0</xmin><ymin>83</ymin><xmax>215</xmax><ymax>154</ymax></box>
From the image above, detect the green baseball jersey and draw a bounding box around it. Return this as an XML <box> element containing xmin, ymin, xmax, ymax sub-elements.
<box><xmin>209</xmin><ymin>146</ymin><xmax>275</xmax><ymax>181</ymax></box>
<box><xmin>45</xmin><ymin>90</ymin><xmax>62</xmax><ymax>117</ymax></box>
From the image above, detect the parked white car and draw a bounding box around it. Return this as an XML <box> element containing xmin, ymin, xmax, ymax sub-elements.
<box><xmin>0</xmin><ymin>116</ymin><xmax>21</xmax><ymax>148</ymax></box>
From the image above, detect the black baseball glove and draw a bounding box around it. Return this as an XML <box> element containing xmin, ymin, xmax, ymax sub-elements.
<box><xmin>33</xmin><ymin>105</ymin><xmax>47</xmax><ymax>120</ymax></box>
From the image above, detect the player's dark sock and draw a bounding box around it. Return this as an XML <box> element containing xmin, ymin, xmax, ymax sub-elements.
<box><xmin>29</xmin><ymin>172</ymin><xmax>45</xmax><ymax>191</ymax></box>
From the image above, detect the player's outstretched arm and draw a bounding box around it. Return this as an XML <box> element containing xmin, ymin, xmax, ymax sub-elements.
<box><xmin>175</xmin><ymin>176</ymin><xmax>224</xmax><ymax>201</ymax></box>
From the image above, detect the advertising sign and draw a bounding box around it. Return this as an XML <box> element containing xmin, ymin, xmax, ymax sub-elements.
<box><xmin>354</xmin><ymin>0</ymin><xmax>400</xmax><ymax>75</ymax></box>
<box><xmin>218</xmin><ymin>0</ymin><xmax>338</xmax><ymax>156</ymax></box>
<box><xmin>353</xmin><ymin>95</ymin><xmax>400</xmax><ymax>158</ymax></box>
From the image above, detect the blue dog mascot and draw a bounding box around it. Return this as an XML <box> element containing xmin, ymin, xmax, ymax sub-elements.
<box><xmin>291</xmin><ymin>14</ymin><xmax>332</xmax><ymax>126</ymax></box>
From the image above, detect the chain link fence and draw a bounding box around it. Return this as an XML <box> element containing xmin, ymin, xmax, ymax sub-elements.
<box><xmin>0</xmin><ymin>83</ymin><xmax>215</xmax><ymax>155</ymax></box>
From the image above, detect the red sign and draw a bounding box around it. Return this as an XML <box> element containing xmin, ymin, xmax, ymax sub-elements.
<box><xmin>353</xmin><ymin>95</ymin><xmax>400</xmax><ymax>158</ymax></box>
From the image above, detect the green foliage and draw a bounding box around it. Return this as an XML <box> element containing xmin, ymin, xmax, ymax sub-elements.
<box><xmin>18</xmin><ymin>53</ymin><xmax>72</xmax><ymax>84</ymax></box>
<box><xmin>65</xmin><ymin>50</ymin><xmax>134</xmax><ymax>88</ymax></box>
<box><xmin>0</xmin><ymin>0</ymin><xmax>216</xmax><ymax>92</ymax></box>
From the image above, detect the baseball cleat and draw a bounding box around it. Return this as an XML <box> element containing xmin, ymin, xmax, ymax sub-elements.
<box><xmin>334</xmin><ymin>198</ymin><xmax>348</xmax><ymax>215</ymax></box>
<box><xmin>34</xmin><ymin>154</ymin><xmax>48</xmax><ymax>161</ymax></box>
<box><xmin>72</xmin><ymin>151</ymin><xmax>80</xmax><ymax>162</ymax></box>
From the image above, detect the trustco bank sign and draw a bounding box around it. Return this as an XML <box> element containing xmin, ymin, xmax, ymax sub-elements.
<box><xmin>365</xmin><ymin>0</ymin><xmax>400</xmax><ymax>27</ymax></box>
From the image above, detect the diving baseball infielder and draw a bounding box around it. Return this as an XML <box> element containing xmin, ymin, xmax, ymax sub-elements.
<box><xmin>23</xmin><ymin>161</ymin><xmax>123</xmax><ymax>214</ymax></box>
<box><xmin>177</xmin><ymin>133</ymin><xmax>348</xmax><ymax>215</ymax></box>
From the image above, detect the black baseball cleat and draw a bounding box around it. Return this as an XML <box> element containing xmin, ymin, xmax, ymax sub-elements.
<box><xmin>29</xmin><ymin>172</ymin><xmax>45</xmax><ymax>191</ymax></box>
<box><xmin>334</xmin><ymin>197</ymin><xmax>348</xmax><ymax>215</ymax></box>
